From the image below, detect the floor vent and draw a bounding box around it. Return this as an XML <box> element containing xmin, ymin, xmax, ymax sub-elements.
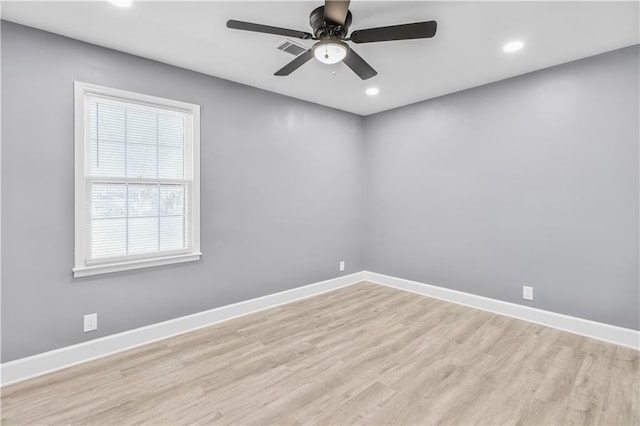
<box><xmin>276</xmin><ymin>39</ymin><xmax>307</xmax><ymax>56</ymax></box>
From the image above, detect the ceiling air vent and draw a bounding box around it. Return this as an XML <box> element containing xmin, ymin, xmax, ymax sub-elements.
<box><xmin>276</xmin><ymin>39</ymin><xmax>307</xmax><ymax>56</ymax></box>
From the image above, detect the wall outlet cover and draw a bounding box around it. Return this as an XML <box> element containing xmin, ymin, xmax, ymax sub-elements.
<box><xmin>339</xmin><ymin>261</ymin><xmax>345</xmax><ymax>272</ymax></box>
<box><xmin>84</xmin><ymin>313</ymin><xmax>97</xmax><ymax>332</ymax></box>
<box><xmin>523</xmin><ymin>286</ymin><xmax>534</xmax><ymax>301</ymax></box>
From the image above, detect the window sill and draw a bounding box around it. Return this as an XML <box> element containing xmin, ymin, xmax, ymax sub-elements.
<box><xmin>73</xmin><ymin>252</ymin><xmax>202</xmax><ymax>278</ymax></box>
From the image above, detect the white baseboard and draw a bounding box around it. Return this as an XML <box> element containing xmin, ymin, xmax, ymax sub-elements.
<box><xmin>0</xmin><ymin>272</ymin><xmax>365</xmax><ymax>387</ymax></box>
<box><xmin>364</xmin><ymin>271</ymin><xmax>640</xmax><ymax>350</ymax></box>
<box><xmin>3</xmin><ymin>270</ymin><xmax>637</xmax><ymax>387</ymax></box>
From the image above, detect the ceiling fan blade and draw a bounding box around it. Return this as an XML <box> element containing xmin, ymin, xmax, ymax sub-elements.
<box><xmin>324</xmin><ymin>0</ymin><xmax>351</xmax><ymax>26</ymax></box>
<box><xmin>274</xmin><ymin>50</ymin><xmax>314</xmax><ymax>76</ymax></box>
<box><xmin>227</xmin><ymin>20</ymin><xmax>313</xmax><ymax>40</ymax></box>
<box><xmin>342</xmin><ymin>48</ymin><xmax>377</xmax><ymax>80</ymax></box>
<box><xmin>350</xmin><ymin>21</ymin><xmax>437</xmax><ymax>43</ymax></box>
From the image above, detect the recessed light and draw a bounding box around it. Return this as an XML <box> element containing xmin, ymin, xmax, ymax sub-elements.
<box><xmin>108</xmin><ymin>0</ymin><xmax>132</xmax><ymax>7</ymax></box>
<box><xmin>503</xmin><ymin>40</ymin><xmax>524</xmax><ymax>53</ymax></box>
<box><xmin>366</xmin><ymin>87</ymin><xmax>380</xmax><ymax>96</ymax></box>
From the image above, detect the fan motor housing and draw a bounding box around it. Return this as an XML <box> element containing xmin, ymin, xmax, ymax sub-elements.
<box><xmin>309</xmin><ymin>6</ymin><xmax>352</xmax><ymax>39</ymax></box>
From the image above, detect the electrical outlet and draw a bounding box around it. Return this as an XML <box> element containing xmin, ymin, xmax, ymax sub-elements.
<box><xmin>84</xmin><ymin>313</ymin><xmax>97</xmax><ymax>332</ymax></box>
<box><xmin>523</xmin><ymin>286</ymin><xmax>534</xmax><ymax>301</ymax></box>
<box><xmin>339</xmin><ymin>261</ymin><xmax>345</xmax><ymax>272</ymax></box>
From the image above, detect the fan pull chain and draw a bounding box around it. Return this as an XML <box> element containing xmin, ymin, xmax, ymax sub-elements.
<box><xmin>332</xmin><ymin>64</ymin><xmax>337</xmax><ymax>76</ymax></box>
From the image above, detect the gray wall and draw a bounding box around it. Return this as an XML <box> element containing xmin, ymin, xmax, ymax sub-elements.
<box><xmin>364</xmin><ymin>45</ymin><xmax>640</xmax><ymax>330</ymax></box>
<box><xmin>1</xmin><ymin>22</ymin><xmax>365</xmax><ymax>362</ymax></box>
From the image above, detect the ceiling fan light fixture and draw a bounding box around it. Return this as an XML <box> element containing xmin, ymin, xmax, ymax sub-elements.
<box><xmin>313</xmin><ymin>40</ymin><xmax>349</xmax><ymax>64</ymax></box>
<box><xmin>228</xmin><ymin>1</ymin><xmax>438</xmax><ymax>79</ymax></box>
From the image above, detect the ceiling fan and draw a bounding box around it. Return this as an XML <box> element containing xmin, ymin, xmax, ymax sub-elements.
<box><xmin>227</xmin><ymin>0</ymin><xmax>437</xmax><ymax>80</ymax></box>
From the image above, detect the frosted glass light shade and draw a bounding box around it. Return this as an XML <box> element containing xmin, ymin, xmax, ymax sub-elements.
<box><xmin>313</xmin><ymin>40</ymin><xmax>349</xmax><ymax>64</ymax></box>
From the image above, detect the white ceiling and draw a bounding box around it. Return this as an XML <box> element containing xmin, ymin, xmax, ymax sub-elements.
<box><xmin>2</xmin><ymin>1</ymin><xmax>638</xmax><ymax>115</ymax></box>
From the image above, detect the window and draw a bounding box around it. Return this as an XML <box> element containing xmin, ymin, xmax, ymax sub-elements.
<box><xmin>74</xmin><ymin>82</ymin><xmax>200</xmax><ymax>277</ymax></box>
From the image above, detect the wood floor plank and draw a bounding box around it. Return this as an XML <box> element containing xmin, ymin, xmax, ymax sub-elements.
<box><xmin>1</xmin><ymin>282</ymin><xmax>638</xmax><ymax>425</ymax></box>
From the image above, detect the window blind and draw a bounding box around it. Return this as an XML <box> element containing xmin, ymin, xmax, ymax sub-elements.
<box><xmin>86</xmin><ymin>98</ymin><xmax>192</xmax><ymax>262</ymax></box>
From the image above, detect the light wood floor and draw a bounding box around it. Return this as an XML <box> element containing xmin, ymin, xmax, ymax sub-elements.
<box><xmin>1</xmin><ymin>282</ymin><xmax>638</xmax><ymax>425</ymax></box>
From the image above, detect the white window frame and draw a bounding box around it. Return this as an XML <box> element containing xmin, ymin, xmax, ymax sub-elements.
<box><xmin>73</xmin><ymin>82</ymin><xmax>201</xmax><ymax>277</ymax></box>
